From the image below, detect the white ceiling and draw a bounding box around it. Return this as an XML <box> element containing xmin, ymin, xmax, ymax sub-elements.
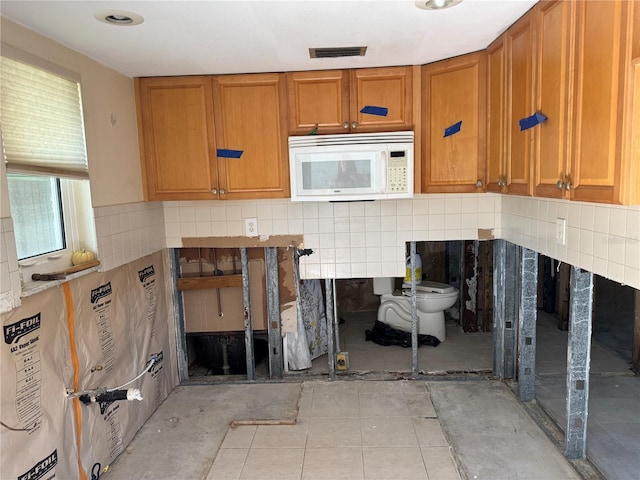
<box><xmin>0</xmin><ymin>0</ymin><xmax>538</xmax><ymax>78</ymax></box>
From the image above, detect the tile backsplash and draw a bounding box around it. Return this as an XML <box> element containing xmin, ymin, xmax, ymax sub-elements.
<box><xmin>501</xmin><ymin>196</ymin><xmax>640</xmax><ymax>289</ymax></box>
<box><xmin>164</xmin><ymin>193</ymin><xmax>502</xmax><ymax>279</ymax></box>
<box><xmin>94</xmin><ymin>201</ymin><xmax>166</xmax><ymax>272</ymax></box>
<box><xmin>3</xmin><ymin>193</ymin><xmax>638</xmax><ymax>313</ymax></box>
<box><xmin>164</xmin><ymin>193</ymin><xmax>639</xmax><ymax>290</ymax></box>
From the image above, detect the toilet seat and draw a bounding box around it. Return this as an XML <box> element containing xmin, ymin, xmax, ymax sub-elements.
<box><xmin>401</xmin><ymin>280</ymin><xmax>455</xmax><ymax>295</ymax></box>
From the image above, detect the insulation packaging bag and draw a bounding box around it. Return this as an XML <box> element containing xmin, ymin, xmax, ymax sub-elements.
<box><xmin>1</xmin><ymin>287</ymin><xmax>78</xmax><ymax>479</ymax></box>
<box><xmin>69</xmin><ymin>250</ymin><xmax>178</xmax><ymax>474</ymax></box>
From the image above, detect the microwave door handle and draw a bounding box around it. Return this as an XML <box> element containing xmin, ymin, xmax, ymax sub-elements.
<box><xmin>381</xmin><ymin>150</ymin><xmax>387</xmax><ymax>193</ymax></box>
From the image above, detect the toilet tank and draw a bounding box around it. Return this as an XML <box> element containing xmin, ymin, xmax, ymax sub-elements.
<box><xmin>373</xmin><ymin>277</ymin><xmax>395</xmax><ymax>295</ymax></box>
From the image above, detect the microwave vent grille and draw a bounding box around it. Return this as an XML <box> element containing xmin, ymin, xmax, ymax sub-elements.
<box><xmin>289</xmin><ymin>131</ymin><xmax>414</xmax><ymax>148</ymax></box>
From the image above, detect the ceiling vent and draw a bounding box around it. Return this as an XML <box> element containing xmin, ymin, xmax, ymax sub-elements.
<box><xmin>309</xmin><ymin>46</ymin><xmax>367</xmax><ymax>59</ymax></box>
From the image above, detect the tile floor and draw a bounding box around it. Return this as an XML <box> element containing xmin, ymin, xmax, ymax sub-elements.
<box><xmin>206</xmin><ymin>380</ymin><xmax>461</xmax><ymax>480</ymax></box>
<box><xmin>307</xmin><ymin>312</ymin><xmax>493</xmax><ymax>375</ymax></box>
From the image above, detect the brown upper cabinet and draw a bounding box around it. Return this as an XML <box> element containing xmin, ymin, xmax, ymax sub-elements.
<box><xmin>505</xmin><ymin>13</ymin><xmax>536</xmax><ymax>197</ymax></box>
<box><xmin>569</xmin><ymin>0</ymin><xmax>637</xmax><ymax>204</ymax></box>
<box><xmin>421</xmin><ymin>52</ymin><xmax>487</xmax><ymax>193</ymax></box>
<box><xmin>212</xmin><ymin>73</ymin><xmax>289</xmax><ymax>200</ymax></box>
<box><xmin>486</xmin><ymin>36</ymin><xmax>507</xmax><ymax>194</ymax></box>
<box><xmin>136</xmin><ymin>76</ymin><xmax>219</xmax><ymax>201</ymax></box>
<box><xmin>503</xmin><ymin>0</ymin><xmax>639</xmax><ymax>204</ymax></box>
<box><xmin>286</xmin><ymin>66</ymin><xmax>416</xmax><ymax>135</ymax></box>
<box><xmin>532</xmin><ymin>0</ymin><xmax>574</xmax><ymax>199</ymax></box>
<box><xmin>136</xmin><ymin>74</ymin><xmax>289</xmax><ymax>201</ymax></box>
<box><xmin>486</xmin><ymin>13</ymin><xmax>536</xmax><ymax>196</ymax></box>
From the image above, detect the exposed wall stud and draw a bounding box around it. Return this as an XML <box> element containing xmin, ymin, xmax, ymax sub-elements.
<box><xmin>565</xmin><ymin>266</ymin><xmax>594</xmax><ymax>460</ymax></box>
<box><xmin>265</xmin><ymin>247</ymin><xmax>283</xmax><ymax>378</ymax></box>
<box><xmin>172</xmin><ymin>248</ymin><xmax>189</xmax><ymax>382</ymax></box>
<box><xmin>632</xmin><ymin>289</ymin><xmax>640</xmax><ymax>374</ymax></box>
<box><xmin>504</xmin><ymin>241</ymin><xmax>519</xmax><ymax>379</ymax></box>
<box><xmin>494</xmin><ymin>240</ymin><xmax>519</xmax><ymax>379</ymax></box>
<box><xmin>410</xmin><ymin>241</ymin><xmax>419</xmax><ymax>378</ymax></box>
<box><xmin>325</xmin><ymin>278</ymin><xmax>336</xmax><ymax>379</ymax></box>
<box><xmin>241</xmin><ymin>247</ymin><xmax>255</xmax><ymax>380</ymax></box>
<box><xmin>493</xmin><ymin>240</ymin><xmax>506</xmax><ymax>378</ymax></box>
<box><xmin>518</xmin><ymin>247</ymin><xmax>538</xmax><ymax>402</ymax></box>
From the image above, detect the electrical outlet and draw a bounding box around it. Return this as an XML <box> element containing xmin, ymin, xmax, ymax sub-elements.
<box><xmin>244</xmin><ymin>217</ymin><xmax>258</xmax><ymax>237</ymax></box>
<box><xmin>556</xmin><ymin>218</ymin><xmax>566</xmax><ymax>245</ymax></box>
<box><xmin>336</xmin><ymin>352</ymin><xmax>349</xmax><ymax>371</ymax></box>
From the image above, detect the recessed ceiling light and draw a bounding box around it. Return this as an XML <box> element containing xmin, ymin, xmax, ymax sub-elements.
<box><xmin>94</xmin><ymin>10</ymin><xmax>144</xmax><ymax>26</ymax></box>
<box><xmin>415</xmin><ymin>0</ymin><xmax>463</xmax><ymax>10</ymax></box>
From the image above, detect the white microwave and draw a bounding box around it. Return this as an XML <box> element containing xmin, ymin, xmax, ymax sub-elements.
<box><xmin>288</xmin><ymin>131</ymin><xmax>414</xmax><ymax>202</ymax></box>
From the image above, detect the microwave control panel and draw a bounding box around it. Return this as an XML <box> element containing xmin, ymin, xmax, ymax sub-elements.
<box><xmin>387</xmin><ymin>151</ymin><xmax>409</xmax><ymax>192</ymax></box>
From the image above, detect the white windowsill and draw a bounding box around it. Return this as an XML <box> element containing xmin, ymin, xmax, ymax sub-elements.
<box><xmin>21</xmin><ymin>265</ymin><xmax>101</xmax><ymax>298</ymax></box>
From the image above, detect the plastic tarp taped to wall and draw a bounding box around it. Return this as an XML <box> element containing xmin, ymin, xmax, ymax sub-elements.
<box><xmin>1</xmin><ymin>286</ymin><xmax>78</xmax><ymax>479</ymax></box>
<box><xmin>1</xmin><ymin>250</ymin><xmax>178</xmax><ymax>479</ymax></box>
<box><xmin>70</xmin><ymin>250</ymin><xmax>178</xmax><ymax>474</ymax></box>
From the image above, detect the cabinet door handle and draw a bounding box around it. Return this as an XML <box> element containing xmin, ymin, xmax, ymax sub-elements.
<box><xmin>564</xmin><ymin>180</ymin><xmax>571</xmax><ymax>191</ymax></box>
<box><xmin>352</xmin><ymin>121</ymin><xmax>357</xmax><ymax>129</ymax></box>
<box><xmin>220</xmin><ymin>188</ymin><xmax>226</xmax><ymax>195</ymax></box>
<box><xmin>476</xmin><ymin>179</ymin><xmax>483</xmax><ymax>188</ymax></box>
<box><xmin>556</xmin><ymin>180</ymin><xmax>564</xmax><ymax>190</ymax></box>
<box><xmin>343</xmin><ymin>122</ymin><xmax>349</xmax><ymax>129</ymax></box>
<box><xmin>211</xmin><ymin>188</ymin><xmax>218</xmax><ymax>195</ymax></box>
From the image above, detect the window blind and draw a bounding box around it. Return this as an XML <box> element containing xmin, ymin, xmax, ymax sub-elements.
<box><xmin>1</xmin><ymin>55</ymin><xmax>89</xmax><ymax>179</ymax></box>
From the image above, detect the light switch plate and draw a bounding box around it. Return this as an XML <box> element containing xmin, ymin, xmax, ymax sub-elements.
<box><xmin>556</xmin><ymin>218</ymin><xmax>566</xmax><ymax>245</ymax></box>
<box><xmin>244</xmin><ymin>217</ymin><xmax>258</xmax><ymax>237</ymax></box>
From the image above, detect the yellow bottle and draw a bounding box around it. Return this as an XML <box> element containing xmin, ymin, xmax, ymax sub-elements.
<box><xmin>405</xmin><ymin>253</ymin><xmax>422</xmax><ymax>283</ymax></box>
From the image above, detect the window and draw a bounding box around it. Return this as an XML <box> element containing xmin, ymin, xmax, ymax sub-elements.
<box><xmin>1</xmin><ymin>49</ymin><xmax>96</xmax><ymax>284</ymax></box>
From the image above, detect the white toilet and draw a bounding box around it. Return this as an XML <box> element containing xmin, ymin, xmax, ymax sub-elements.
<box><xmin>373</xmin><ymin>278</ymin><xmax>459</xmax><ymax>342</ymax></box>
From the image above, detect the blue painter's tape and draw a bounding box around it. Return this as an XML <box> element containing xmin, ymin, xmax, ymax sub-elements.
<box><xmin>444</xmin><ymin>120</ymin><xmax>463</xmax><ymax>137</ymax></box>
<box><xmin>519</xmin><ymin>112</ymin><xmax>548</xmax><ymax>131</ymax></box>
<box><xmin>360</xmin><ymin>105</ymin><xmax>388</xmax><ymax>117</ymax></box>
<box><xmin>217</xmin><ymin>149</ymin><xmax>243</xmax><ymax>159</ymax></box>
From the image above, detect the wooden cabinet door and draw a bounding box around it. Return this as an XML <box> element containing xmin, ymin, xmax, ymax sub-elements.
<box><xmin>212</xmin><ymin>73</ymin><xmax>289</xmax><ymax>199</ymax></box>
<box><xmin>506</xmin><ymin>14</ymin><xmax>536</xmax><ymax>196</ymax></box>
<box><xmin>135</xmin><ymin>76</ymin><xmax>218</xmax><ymax>200</ymax></box>
<box><xmin>533</xmin><ymin>0</ymin><xmax>575</xmax><ymax>199</ymax></box>
<box><xmin>350</xmin><ymin>66</ymin><xmax>415</xmax><ymax>132</ymax></box>
<box><xmin>286</xmin><ymin>70</ymin><xmax>350</xmax><ymax>135</ymax></box>
<box><xmin>570</xmin><ymin>0</ymin><xmax>628</xmax><ymax>203</ymax></box>
<box><xmin>486</xmin><ymin>36</ymin><xmax>507</xmax><ymax>193</ymax></box>
<box><xmin>421</xmin><ymin>52</ymin><xmax>487</xmax><ymax>193</ymax></box>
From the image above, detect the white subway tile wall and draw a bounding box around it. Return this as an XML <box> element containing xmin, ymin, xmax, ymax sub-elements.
<box><xmin>94</xmin><ymin>201</ymin><xmax>166</xmax><ymax>272</ymax></box>
<box><xmin>3</xmin><ymin>193</ymin><xmax>639</xmax><ymax>313</ymax></box>
<box><xmin>163</xmin><ymin>194</ymin><xmax>639</xmax><ymax>289</ymax></box>
<box><xmin>164</xmin><ymin>194</ymin><xmax>502</xmax><ymax>280</ymax></box>
<box><xmin>0</xmin><ymin>217</ymin><xmax>21</xmax><ymax>312</ymax></box>
<box><xmin>500</xmin><ymin>196</ymin><xmax>640</xmax><ymax>289</ymax></box>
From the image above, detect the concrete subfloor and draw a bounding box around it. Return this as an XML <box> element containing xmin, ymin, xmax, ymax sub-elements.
<box><xmin>107</xmin><ymin>310</ymin><xmax>638</xmax><ymax>479</ymax></box>
<box><xmin>105</xmin><ymin>379</ymin><xmax>584</xmax><ymax>480</ymax></box>
<box><xmin>535</xmin><ymin>312</ymin><xmax>640</xmax><ymax>480</ymax></box>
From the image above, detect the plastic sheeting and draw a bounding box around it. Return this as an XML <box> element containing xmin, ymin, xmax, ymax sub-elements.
<box><xmin>1</xmin><ymin>250</ymin><xmax>178</xmax><ymax>479</ymax></box>
<box><xmin>286</xmin><ymin>280</ymin><xmax>328</xmax><ymax>370</ymax></box>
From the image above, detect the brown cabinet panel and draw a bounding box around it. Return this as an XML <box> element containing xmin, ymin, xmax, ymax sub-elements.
<box><xmin>422</xmin><ymin>52</ymin><xmax>487</xmax><ymax>193</ymax></box>
<box><xmin>486</xmin><ymin>37</ymin><xmax>507</xmax><ymax>193</ymax></box>
<box><xmin>350</xmin><ymin>66</ymin><xmax>414</xmax><ymax>132</ymax></box>
<box><xmin>571</xmin><ymin>0</ymin><xmax>627</xmax><ymax>203</ymax></box>
<box><xmin>533</xmin><ymin>0</ymin><xmax>574</xmax><ymax>199</ymax></box>
<box><xmin>286</xmin><ymin>66</ymin><xmax>415</xmax><ymax>135</ymax></box>
<box><xmin>286</xmin><ymin>70</ymin><xmax>350</xmax><ymax>135</ymax></box>
<box><xmin>506</xmin><ymin>14</ymin><xmax>535</xmax><ymax>196</ymax></box>
<box><xmin>136</xmin><ymin>76</ymin><xmax>218</xmax><ymax>200</ymax></box>
<box><xmin>213</xmin><ymin>73</ymin><xmax>289</xmax><ymax>199</ymax></box>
